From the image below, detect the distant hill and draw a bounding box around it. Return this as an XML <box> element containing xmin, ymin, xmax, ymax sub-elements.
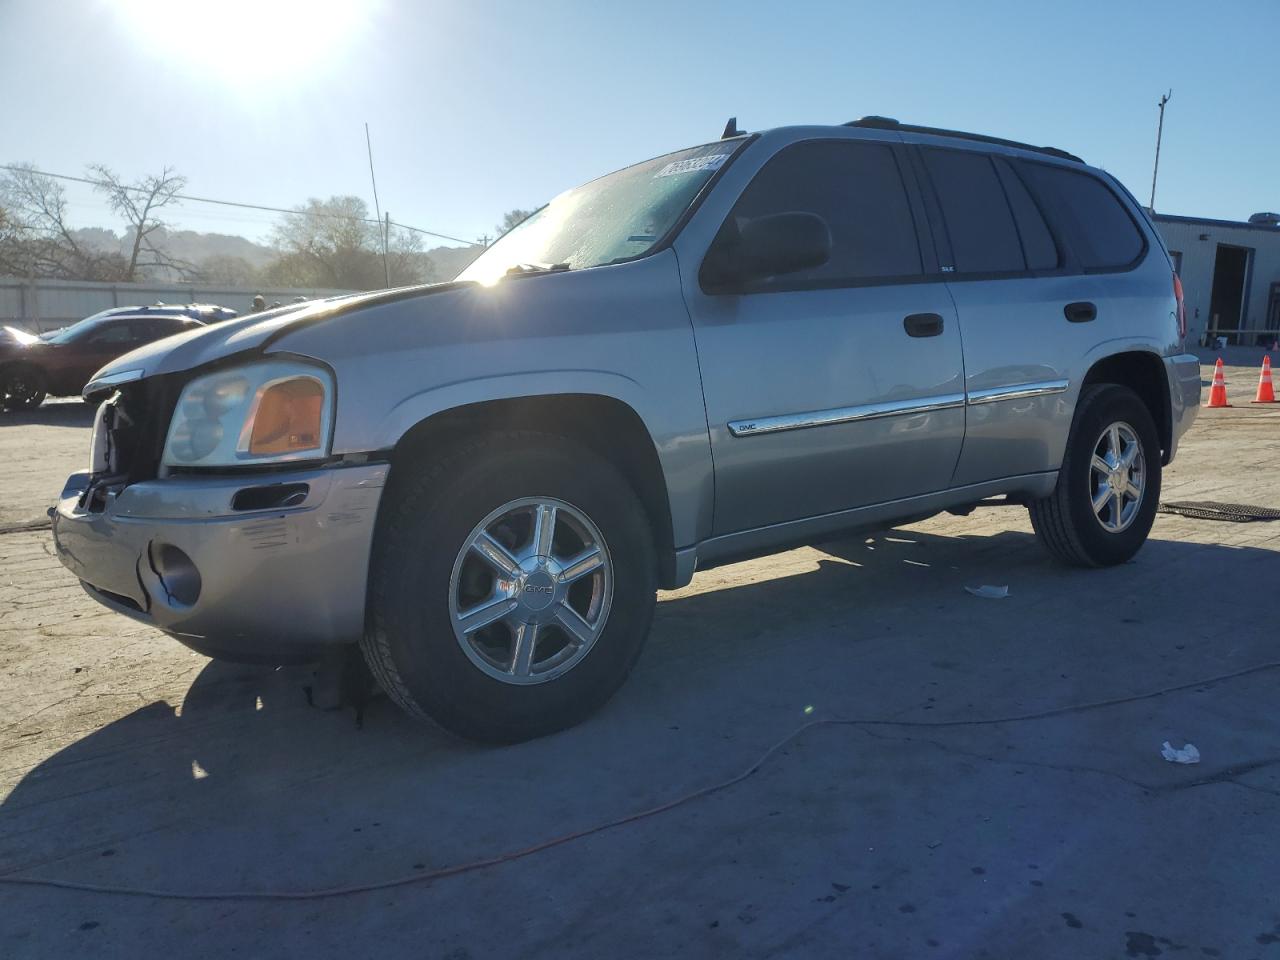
<box><xmin>70</xmin><ymin>227</ymin><xmax>484</xmax><ymax>284</ymax></box>
<box><xmin>71</xmin><ymin>226</ymin><xmax>278</xmax><ymax>269</ymax></box>
<box><xmin>427</xmin><ymin>244</ymin><xmax>484</xmax><ymax>280</ymax></box>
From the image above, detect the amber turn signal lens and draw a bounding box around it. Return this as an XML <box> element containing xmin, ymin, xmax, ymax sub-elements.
<box><xmin>246</xmin><ymin>377</ymin><xmax>325</xmax><ymax>456</ymax></box>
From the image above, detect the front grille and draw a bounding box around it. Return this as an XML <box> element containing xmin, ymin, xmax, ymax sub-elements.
<box><xmin>88</xmin><ymin>375</ymin><xmax>180</xmax><ymax>493</ymax></box>
<box><xmin>120</xmin><ymin>375</ymin><xmax>181</xmax><ymax>484</ymax></box>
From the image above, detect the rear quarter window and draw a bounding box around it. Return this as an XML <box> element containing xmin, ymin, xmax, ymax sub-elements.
<box><xmin>1017</xmin><ymin>161</ymin><xmax>1146</xmax><ymax>270</ymax></box>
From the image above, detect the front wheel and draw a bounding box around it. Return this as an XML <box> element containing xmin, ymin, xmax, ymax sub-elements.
<box><xmin>1</xmin><ymin>366</ymin><xmax>46</xmax><ymax>411</ymax></box>
<box><xmin>1030</xmin><ymin>384</ymin><xmax>1162</xmax><ymax>567</ymax></box>
<box><xmin>361</xmin><ymin>432</ymin><xmax>657</xmax><ymax>743</ymax></box>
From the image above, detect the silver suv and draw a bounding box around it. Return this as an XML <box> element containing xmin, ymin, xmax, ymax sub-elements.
<box><xmin>53</xmin><ymin>117</ymin><xmax>1202</xmax><ymax>742</ymax></box>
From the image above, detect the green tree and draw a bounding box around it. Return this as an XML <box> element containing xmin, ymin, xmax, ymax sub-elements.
<box><xmin>266</xmin><ymin>196</ymin><xmax>432</xmax><ymax>290</ymax></box>
<box><xmin>496</xmin><ymin>208</ymin><xmax>536</xmax><ymax>237</ymax></box>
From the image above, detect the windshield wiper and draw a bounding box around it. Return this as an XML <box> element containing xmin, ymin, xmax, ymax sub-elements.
<box><xmin>505</xmin><ymin>261</ymin><xmax>572</xmax><ymax>276</ymax></box>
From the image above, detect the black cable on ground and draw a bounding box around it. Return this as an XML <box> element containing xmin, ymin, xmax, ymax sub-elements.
<box><xmin>1</xmin><ymin>659</ymin><xmax>1276</xmax><ymax>903</ymax></box>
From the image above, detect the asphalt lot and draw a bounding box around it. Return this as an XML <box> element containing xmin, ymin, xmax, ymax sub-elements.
<box><xmin>2</xmin><ymin>352</ymin><xmax>1279</xmax><ymax>959</ymax></box>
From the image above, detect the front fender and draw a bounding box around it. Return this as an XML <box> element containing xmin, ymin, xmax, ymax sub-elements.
<box><xmin>269</xmin><ymin>252</ymin><xmax>716</xmax><ymax>556</ymax></box>
<box><xmin>375</xmin><ymin>369</ymin><xmax>645</xmax><ymax>450</ymax></box>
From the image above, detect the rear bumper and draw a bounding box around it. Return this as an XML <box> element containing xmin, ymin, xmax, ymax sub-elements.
<box><xmin>1164</xmin><ymin>353</ymin><xmax>1201</xmax><ymax>463</ymax></box>
<box><xmin>52</xmin><ymin>463</ymin><xmax>387</xmax><ymax>662</ymax></box>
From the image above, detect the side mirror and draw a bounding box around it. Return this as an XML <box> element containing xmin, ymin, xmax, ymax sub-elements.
<box><xmin>701</xmin><ymin>211</ymin><xmax>832</xmax><ymax>293</ymax></box>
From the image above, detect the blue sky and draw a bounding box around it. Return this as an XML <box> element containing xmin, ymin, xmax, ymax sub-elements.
<box><xmin>1</xmin><ymin>0</ymin><xmax>1276</xmax><ymax>246</ymax></box>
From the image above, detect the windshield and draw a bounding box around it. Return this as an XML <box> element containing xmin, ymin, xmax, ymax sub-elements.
<box><xmin>459</xmin><ymin>139</ymin><xmax>745</xmax><ymax>285</ymax></box>
<box><xmin>42</xmin><ymin>315</ymin><xmax>117</xmax><ymax>344</ymax></box>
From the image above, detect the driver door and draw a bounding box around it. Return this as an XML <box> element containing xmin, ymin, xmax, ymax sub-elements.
<box><xmin>680</xmin><ymin>138</ymin><xmax>967</xmax><ymax>536</ymax></box>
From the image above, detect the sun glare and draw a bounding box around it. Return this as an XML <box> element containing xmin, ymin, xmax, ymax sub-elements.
<box><xmin>112</xmin><ymin>0</ymin><xmax>371</xmax><ymax>91</ymax></box>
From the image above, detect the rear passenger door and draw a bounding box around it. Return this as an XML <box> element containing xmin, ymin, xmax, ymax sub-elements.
<box><xmin>914</xmin><ymin>146</ymin><xmax>1144</xmax><ymax>485</ymax></box>
<box><xmin>131</xmin><ymin>316</ymin><xmax>197</xmax><ymax>345</ymax></box>
<box><xmin>682</xmin><ymin>138</ymin><xmax>968</xmax><ymax>536</ymax></box>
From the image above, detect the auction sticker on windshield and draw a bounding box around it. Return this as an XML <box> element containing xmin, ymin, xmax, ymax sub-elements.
<box><xmin>655</xmin><ymin>154</ymin><xmax>729</xmax><ymax>177</ymax></box>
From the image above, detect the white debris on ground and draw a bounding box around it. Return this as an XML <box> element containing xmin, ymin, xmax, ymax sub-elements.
<box><xmin>1161</xmin><ymin>741</ymin><xmax>1201</xmax><ymax>764</ymax></box>
<box><xmin>964</xmin><ymin>584</ymin><xmax>1009</xmax><ymax>599</ymax></box>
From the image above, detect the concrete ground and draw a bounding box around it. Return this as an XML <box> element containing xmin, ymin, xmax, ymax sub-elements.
<box><xmin>2</xmin><ymin>356</ymin><xmax>1278</xmax><ymax>959</ymax></box>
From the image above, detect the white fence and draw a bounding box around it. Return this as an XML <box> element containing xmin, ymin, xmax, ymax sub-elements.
<box><xmin>0</xmin><ymin>277</ymin><xmax>355</xmax><ymax>333</ymax></box>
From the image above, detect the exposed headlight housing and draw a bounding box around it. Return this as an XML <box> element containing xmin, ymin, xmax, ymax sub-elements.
<box><xmin>162</xmin><ymin>361</ymin><xmax>334</xmax><ymax>469</ymax></box>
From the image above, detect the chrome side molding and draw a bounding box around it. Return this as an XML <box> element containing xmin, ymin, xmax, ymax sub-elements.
<box><xmin>965</xmin><ymin>379</ymin><xmax>1070</xmax><ymax>405</ymax></box>
<box><xmin>728</xmin><ymin>393</ymin><xmax>966</xmax><ymax>437</ymax></box>
<box><xmin>727</xmin><ymin>379</ymin><xmax>1070</xmax><ymax>438</ymax></box>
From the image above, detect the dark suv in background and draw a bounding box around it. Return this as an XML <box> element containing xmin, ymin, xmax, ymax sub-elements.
<box><xmin>1</xmin><ymin>303</ymin><xmax>235</xmax><ymax>410</ymax></box>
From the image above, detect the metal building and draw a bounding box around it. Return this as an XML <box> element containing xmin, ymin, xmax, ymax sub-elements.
<box><xmin>1153</xmin><ymin>212</ymin><xmax>1280</xmax><ymax>346</ymax></box>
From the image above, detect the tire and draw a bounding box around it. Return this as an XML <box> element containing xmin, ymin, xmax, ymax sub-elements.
<box><xmin>1</xmin><ymin>365</ymin><xmax>46</xmax><ymax>411</ymax></box>
<box><xmin>1030</xmin><ymin>383</ymin><xmax>1162</xmax><ymax>567</ymax></box>
<box><xmin>361</xmin><ymin>432</ymin><xmax>657</xmax><ymax>743</ymax></box>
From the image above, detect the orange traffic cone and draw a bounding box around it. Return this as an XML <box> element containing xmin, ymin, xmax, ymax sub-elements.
<box><xmin>1253</xmin><ymin>355</ymin><xmax>1276</xmax><ymax>404</ymax></box>
<box><xmin>1205</xmin><ymin>358</ymin><xmax>1231</xmax><ymax>408</ymax></box>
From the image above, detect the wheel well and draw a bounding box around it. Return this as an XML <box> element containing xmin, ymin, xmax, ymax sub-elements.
<box><xmin>0</xmin><ymin>360</ymin><xmax>47</xmax><ymax>391</ymax></box>
<box><xmin>389</xmin><ymin>394</ymin><xmax>679</xmax><ymax>587</ymax></box>
<box><xmin>1081</xmin><ymin>352</ymin><xmax>1172</xmax><ymax>463</ymax></box>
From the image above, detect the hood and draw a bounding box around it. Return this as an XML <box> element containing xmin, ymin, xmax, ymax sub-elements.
<box><xmin>3</xmin><ymin>325</ymin><xmax>41</xmax><ymax>348</ymax></box>
<box><xmin>83</xmin><ymin>284</ymin><xmax>469</xmax><ymax>396</ymax></box>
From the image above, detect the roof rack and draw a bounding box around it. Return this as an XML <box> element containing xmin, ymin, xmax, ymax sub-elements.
<box><xmin>844</xmin><ymin>116</ymin><xmax>1083</xmax><ymax>163</ymax></box>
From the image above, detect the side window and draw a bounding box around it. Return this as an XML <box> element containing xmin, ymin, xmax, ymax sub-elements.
<box><xmin>994</xmin><ymin>159</ymin><xmax>1059</xmax><ymax>270</ymax></box>
<box><xmin>133</xmin><ymin>317</ymin><xmax>190</xmax><ymax>341</ymax></box>
<box><xmin>724</xmin><ymin>140</ymin><xmax>922</xmax><ymax>285</ymax></box>
<box><xmin>86</xmin><ymin>322</ymin><xmax>137</xmax><ymax>345</ymax></box>
<box><xmin>920</xmin><ymin>148</ymin><xmax>1025</xmax><ymax>274</ymax></box>
<box><xmin>1017</xmin><ymin>162</ymin><xmax>1145</xmax><ymax>270</ymax></box>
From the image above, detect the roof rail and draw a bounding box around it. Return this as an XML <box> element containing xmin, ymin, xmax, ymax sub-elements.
<box><xmin>844</xmin><ymin>116</ymin><xmax>1083</xmax><ymax>163</ymax></box>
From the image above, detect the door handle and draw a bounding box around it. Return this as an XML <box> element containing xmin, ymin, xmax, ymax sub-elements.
<box><xmin>1064</xmin><ymin>301</ymin><xmax>1097</xmax><ymax>323</ymax></box>
<box><xmin>903</xmin><ymin>313</ymin><xmax>944</xmax><ymax>338</ymax></box>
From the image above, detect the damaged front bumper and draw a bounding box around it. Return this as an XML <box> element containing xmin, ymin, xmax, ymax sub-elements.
<box><xmin>51</xmin><ymin>463</ymin><xmax>387</xmax><ymax>663</ymax></box>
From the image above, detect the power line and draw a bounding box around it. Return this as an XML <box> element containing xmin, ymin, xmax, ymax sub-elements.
<box><xmin>0</xmin><ymin>163</ymin><xmax>480</xmax><ymax>247</ymax></box>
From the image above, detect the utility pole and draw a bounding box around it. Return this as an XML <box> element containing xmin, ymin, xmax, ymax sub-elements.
<box><xmin>365</xmin><ymin>122</ymin><xmax>391</xmax><ymax>287</ymax></box>
<box><xmin>384</xmin><ymin>211</ymin><xmax>392</xmax><ymax>286</ymax></box>
<box><xmin>1149</xmin><ymin>89</ymin><xmax>1172</xmax><ymax>212</ymax></box>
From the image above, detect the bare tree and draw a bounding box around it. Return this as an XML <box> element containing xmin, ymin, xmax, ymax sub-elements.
<box><xmin>88</xmin><ymin>165</ymin><xmax>194</xmax><ymax>281</ymax></box>
<box><xmin>0</xmin><ymin>163</ymin><xmax>122</xmax><ymax>279</ymax></box>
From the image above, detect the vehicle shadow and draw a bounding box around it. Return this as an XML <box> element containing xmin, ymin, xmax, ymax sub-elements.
<box><xmin>0</xmin><ymin>525</ymin><xmax>1272</xmax><ymax>897</ymax></box>
<box><xmin>0</xmin><ymin>401</ymin><xmax>96</xmax><ymax>429</ymax></box>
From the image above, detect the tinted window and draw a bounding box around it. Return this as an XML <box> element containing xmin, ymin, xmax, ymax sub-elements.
<box><xmin>724</xmin><ymin>140</ymin><xmax>922</xmax><ymax>284</ymax></box>
<box><xmin>921</xmin><ymin>149</ymin><xmax>1024</xmax><ymax>274</ymax></box>
<box><xmin>86</xmin><ymin>322</ymin><xmax>137</xmax><ymax>345</ymax></box>
<box><xmin>132</xmin><ymin>317</ymin><xmax>192</xmax><ymax>341</ymax></box>
<box><xmin>995</xmin><ymin>159</ymin><xmax>1058</xmax><ymax>270</ymax></box>
<box><xmin>1018</xmin><ymin>162</ymin><xmax>1145</xmax><ymax>269</ymax></box>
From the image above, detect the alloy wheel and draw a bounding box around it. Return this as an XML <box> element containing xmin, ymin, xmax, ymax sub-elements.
<box><xmin>1089</xmin><ymin>421</ymin><xmax>1146</xmax><ymax>533</ymax></box>
<box><xmin>448</xmin><ymin>497</ymin><xmax>613</xmax><ymax>685</ymax></box>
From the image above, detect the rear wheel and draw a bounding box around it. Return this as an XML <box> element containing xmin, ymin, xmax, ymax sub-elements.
<box><xmin>361</xmin><ymin>432</ymin><xmax>657</xmax><ymax>742</ymax></box>
<box><xmin>1</xmin><ymin>365</ymin><xmax>46</xmax><ymax>411</ymax></box>
<box><xmin>1030</xmin><ymin>384</ymin><xmax>1161</xmax><ymax>567</ymax></box>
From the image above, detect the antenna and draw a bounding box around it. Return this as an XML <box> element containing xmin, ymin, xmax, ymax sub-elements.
<box><xmin>365</xmin><ymin>122</ymin><xmax>391</xmax><ymax>287</ymax></box>
<box><xmin>721</xmin><ymin>117</ymin><xmax>743</xmax><ymax>139</ymax></box>
<box><xmin>1149</xmin><ymin>89</ymin><xmax>1172</xmax><ymax>212</ymax></box>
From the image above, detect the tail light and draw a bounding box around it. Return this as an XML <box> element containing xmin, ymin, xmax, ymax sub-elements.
<box><xmin>1173</xmin><ymin>271</ymin><xmax>1187</xmax><ymax>340</ymax></box>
